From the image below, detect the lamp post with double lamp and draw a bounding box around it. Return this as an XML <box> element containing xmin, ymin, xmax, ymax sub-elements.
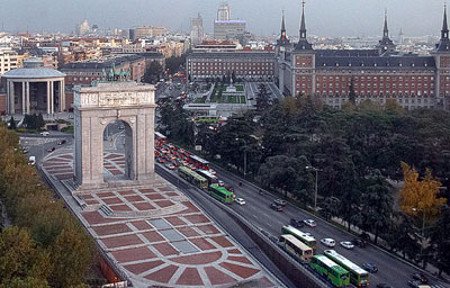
<box><xmin>306</xmin><ymin>165</ymin><xmax>320</xmax><ymax>214</ymax></box>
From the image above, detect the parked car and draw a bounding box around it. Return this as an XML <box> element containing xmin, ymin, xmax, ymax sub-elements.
<box><xmin>290</xmin><ymin>218</ymin><xmax>304</xmax><ymax>228</ymax></box>
<box><xmin>320</xmin><ymin>238</ymin><xmax>336</xmax><ymax>247</ymax></box>
<box><xmin>352</xmin><ymin>237</ymin><xmax>367</xmax><ymax>248</ymax></box>
<box><xmin>270</xmin><ymin>203</ymin><xmax>283</xmax><ymax>212</ymax></box>
<box><xmin>303</xmin><ymin>219</ymin><xmax>317</xmax><ymax>227</ymax></box>
<box><xmin>235</xmin><ymin>197</ymin><xmax>246</xmax><ymax>205</ymax></box>
<box><xmin>340</xmin><ymin>241</ymin><xmax>355</xmax><ymax>249</ymax></box>
<box><xmin>411</xmin><ymin>272</ymin><xmax>429</xmax><ymax>284</ymax></box>
<box><xmin>274</xmin><ymin>198</ymin><xmax>287</xmax><ymax>206</ymax></box>
<box><xmin>362</xmin><ymin>262</ymin><xmax>378</xmax><ymax>273</ymax></box>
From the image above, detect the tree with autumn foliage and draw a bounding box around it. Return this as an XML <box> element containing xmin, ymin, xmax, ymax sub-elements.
<box><xmin>400</xmin><ymin>162</ymin><xmax>447</xmax><ymax>220</ymax></box>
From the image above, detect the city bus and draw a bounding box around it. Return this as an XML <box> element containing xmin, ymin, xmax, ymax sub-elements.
<box><xmin>178</xmin><ymin>166</ymin><xmax>208</xmax><ymax>189</ymax></box>
<box><xmin>208</xmin><ymin>183</ymin><xmax>234</xmax><ymax>204</ymax></box>
<box><xmin>281</xmin><ymin>225</ymin><xmax>317</xmax><ymax>251</ymax></box>
<box><xmin>324</xmin><ymin>249</ymin><xmax>369</xmax><ymax>287</ymax></box>
<box><xmin>189</xmin><ymin>155</ymin><xmax>210</xmax><ymax>170</ymax></box>
<box><xmin>196</xmin><ymin>169</ymin><xmax>218</xmax><ymax>185</ymax></box>
<box><xmin>278</xmin><ymin>234</ymin><xmax>314</xmax><ymax>263</ymax></box>
<box><xmin>309</xmin><ymin>255</ymin><xmax>350</xmax><ymax>287</ymax></box>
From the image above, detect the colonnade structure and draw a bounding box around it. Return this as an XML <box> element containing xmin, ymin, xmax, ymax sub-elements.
<box><xmin>2</xmin><ymin>57</ymin><xmax>66</xmax><ymax>115</ymax></box>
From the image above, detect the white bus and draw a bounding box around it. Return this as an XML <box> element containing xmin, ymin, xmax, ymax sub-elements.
<box><xmin>278</xmin><ymin>234</ymin><xmax>314</xmax><ymax>262</ymax></box>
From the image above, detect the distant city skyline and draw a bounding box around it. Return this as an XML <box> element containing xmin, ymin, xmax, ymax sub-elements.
<box><xmin>0</xmin><ymin>0</ymin><xmax>447</xmax><ymax>37</ymax></box>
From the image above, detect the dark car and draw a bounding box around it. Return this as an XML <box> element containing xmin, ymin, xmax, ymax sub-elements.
<box><xmin>412</xmin><ymin>272</ymin><xmax>429</xmax><ymax>284</ymax></box>
<box><xmin>270</xmin><ymin>203</ymin><xmax>283</xmax><ymax>212</ymax></box>
<box><xmin>376</xmin><ymin>283</ymin><xmax>393</xmax><ymax>288</ymax></box>
<box><xmin>57</xmin><ymin>139</ymin><xmax>67</xmax><ymax>145</ymax></box>
<box><xmin>274</xmin><ymin>198</ymin><xmax>287</xmax><ymax>206</ymax></box>
<box><xmin>47</xmin><ymin>147</ymin><xmax>56</xmax><ymax>153</ymax></box>
<box><xmin>362</xmin><ymin>262</ymin><xmax>378</xmax><ymax>273</ymax></box>
<box><xmin>290</xmin><ymin>218</ymin><xmax>304</xmax><ymax>228</ymax></box>
<box><xmin>353</xmin><ymin>238</ymin><xmax>367</xmax><ymax>248</ymax></box>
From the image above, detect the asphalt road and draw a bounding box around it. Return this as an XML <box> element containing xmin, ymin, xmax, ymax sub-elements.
<box><xmin>212</xmin><ymin>165</ymin><xmax>449</xmax><ymax>288</ymax></box>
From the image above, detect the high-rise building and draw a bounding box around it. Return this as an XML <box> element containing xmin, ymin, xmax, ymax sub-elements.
<box><xmin>0</xmin><ymin>47</ymin><xmax>19</xmax><ymax>76</ymax></box>
<box><xmin>214</xmin><ymin>3</ymin><xmax>246</xmax><ymax>41</ymax></box>
<box><xmin>217</xmin><ymin>2</ymin><xmax>231</xmax><ymax>21</ymax></box>
<box><xmin>77</xmin><ymin>19</ymin><xmax>91</xmax><ymax>36</ymax></box>
<box><xmin>190</xmin><ymin>13</ymin><xmax>205</xmax><ymax>46</ymax></box>
<box><xmin>277</xmin><ymin>2</ymin><xmax>450</xmax><ymax>110</ymax></box>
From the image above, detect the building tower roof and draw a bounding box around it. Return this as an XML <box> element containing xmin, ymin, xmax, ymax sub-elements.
<box><xmin>278</xmin><ymin>10</ymin><xmax>290</xmax><ymax>46</ymax></box>
<box><xmin>377</xmin><ymin>9</ymin><xmax>396</xmax><ymax>55</ymax></box>
<box><xmin>295</xmin><ymin>0</ymin><xmax>313</xmax><ymax>51</ymax></box>
<box><xmin>436</xmin><ymin>4</ymin><xmax>450</xmax><ymax>52</ymax></box>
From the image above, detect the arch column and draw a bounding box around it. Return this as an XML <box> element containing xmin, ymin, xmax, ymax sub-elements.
<box><xmin>22</xmin><ymin>81</ymin><xmax>26</xmax><ymax>114</ymax></box>
<box><xmin>47</xmin><ymin>81</ymin><xmax>51</xmax><ymax>114</ymax></box>
<box><xmin>9</xmin><ymin>81</ymin><xmax>15</xmax><ymax>114</ymax></box>
<box><xmin>50</xmin><ymin>80</ymin><xmax>54</xmax><ymax>114</ymax></box>
<box><xmin>6</xmin><ymin>80</ymin><xmax>10</xmax><ymax>115</ymax></box>
<box><xmin>26</xmin><ymin>81</ymin><xmax>30</xmax><ymax>114</ymax></box>
<box><xmin>60</xmin><ymin>79</ymin><xmax>65</xmax><ymax>112</ymax></box>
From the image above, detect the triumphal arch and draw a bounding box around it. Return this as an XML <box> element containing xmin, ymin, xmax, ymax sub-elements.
<box><xmin>73</xmin><ymin>81</ymin><xmax>156</xmax><ymax>190</ymax></box>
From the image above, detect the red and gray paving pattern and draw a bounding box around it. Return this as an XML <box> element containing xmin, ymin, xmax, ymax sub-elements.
<box><xmin>42</xmin><ymin>152</ymin><xmax>279</xmax><ymax>288</ymax></box>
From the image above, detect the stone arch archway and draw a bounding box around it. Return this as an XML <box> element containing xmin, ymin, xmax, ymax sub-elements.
<box><xmin>73</xmin><ymin>82</ymin><xmax>156</xmax><ymax>190</ymax></box>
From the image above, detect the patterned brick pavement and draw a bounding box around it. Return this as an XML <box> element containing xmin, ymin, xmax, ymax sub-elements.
<box><xmin>42</xmin><ymin>152</ymin><xmax>278</xmax><ymax>287</ymax></box>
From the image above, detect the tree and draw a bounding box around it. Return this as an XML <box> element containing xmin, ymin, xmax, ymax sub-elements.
<box><xmin>256</xmin><ymin>83</ymin><xmax>272</xmax><ymax>111</ymax></box>
<box><xmin>36</xmin><ymin>114</ymin><xmax>45</xmax><ymax>131</ymax></box>
<box><xmin>430</xmin><ymin>207</ymin><xmax>450</xmax><ymax>276</ymax></box>
<box><xmin>165</xmin><ymin>54</ymin><xmax>186</xmax><ymax>74</ymax></box>
<box><xmin>358</xmin><ymin>171</ymin><xmax>394</xmax><ymax>243</ymax></box>
<box><xmin>400</xmin><ymin>162</ymin><xmax>447</xmax><ymax>221</ymax></box>
<box><xmin>0</xmin><ymin>227</ymin><xmax>49</xmax><ymax>286</ymax></box>
<box><xmin>143</xmin><ymin>61</ymin><xmax>163</xmax><ymax>84</ymax></box>
<box><xmin>49</xmin><ymin>226</ymin><xmax>93</xmax><ymax>288</ymax></box>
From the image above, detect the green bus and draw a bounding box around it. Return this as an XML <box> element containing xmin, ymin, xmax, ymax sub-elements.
<box><xmin>309</xmin><ymin>255</ymin><xmax>350</xmax><ymax>287</ymax></box>
<box><xmin>178</xmin><ymin>166</ymin><xmax>208</xmax><ymax>189</ymax></box>
<box><xmin>324</xmin><ymin>249</ymin><xmax>369</xmax><ymax>287</ymax></box>
<box><xmin>208</xmin><ymin>183</ymin><xmax>234</xmax><ymax>204</ymax></box>
<box><xmin>278</xmin><ymin>234</ymin><xmax>314</xmax><ymax>263</ymax></box>
<box><xmin>281</xmin><ymin>225</ymin><xmax>317</xmax><ymax>251</ymax></box>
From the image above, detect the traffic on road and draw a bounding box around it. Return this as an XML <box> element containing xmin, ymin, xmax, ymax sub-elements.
<box><xmin>154</xmin><ymin>134</ymin><xmax>448</xmax><ymax>288</ymax></box>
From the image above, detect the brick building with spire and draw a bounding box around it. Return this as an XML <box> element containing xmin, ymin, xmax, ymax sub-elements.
<box><xmin>277</xmin><ymin>2</ymin><xmax>450</xmax><ymax>110</ymax></box>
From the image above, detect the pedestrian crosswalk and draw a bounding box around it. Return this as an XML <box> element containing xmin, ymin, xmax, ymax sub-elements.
<box><xmin>430</xmin><ymin>284</ymin><xmax>448</xmax><ymax>288</ymax></box>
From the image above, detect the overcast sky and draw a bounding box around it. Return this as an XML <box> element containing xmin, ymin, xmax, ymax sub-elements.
<box><xmin>0</xmin><ymin>0</ymin><xmax>447</xmax><ymax>37</ymax></box>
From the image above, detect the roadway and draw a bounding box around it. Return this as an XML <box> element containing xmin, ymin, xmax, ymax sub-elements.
<box><xmin>211</xmin><ymin>165</ymin><xmax>449</xmax><ymax>288</ymax></box>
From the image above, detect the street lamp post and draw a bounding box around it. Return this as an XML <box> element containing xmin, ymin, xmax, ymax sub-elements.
<box><xmin>306</xmin><ymin>165</ymin><xmax>319</xmax><ymax>213</ymax></box>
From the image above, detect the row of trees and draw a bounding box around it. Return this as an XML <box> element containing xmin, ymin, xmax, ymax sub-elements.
<box><xmin>159</xmin><ymin>94</ymin><xmax>450</xmax><ymax>274</ymax></box>
<box><xmin>0</xmin><ymin>124</ymin><xmax>94</xmax><ymax>287</ymax></box>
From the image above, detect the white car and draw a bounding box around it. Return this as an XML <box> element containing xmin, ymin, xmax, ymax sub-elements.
<box><xmin>340</xmin><ymin>241</ymin><xmax>355</xmax><ymax>249</ymax></box>
<box><xmin>303</xmin><ymin>219</ymin><xmax>317</xmax><ymax>227</ymax></box>
<box><xmin>40</xmin><ymin>131</ymin><xmax>50</xmax><ymax>136</ymax></box>
<box><xmin>235</xmin><ymin>197</ymin><xmax>246</xmax><ymax>205</ymax></box>
<box><xmin>321</xmin><ymin>238</ymin><xmax>336</xmax><ymax>247</ymax></box>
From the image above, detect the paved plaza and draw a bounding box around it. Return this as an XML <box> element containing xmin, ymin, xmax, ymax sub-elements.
<box><xmin>42</xmin><ymin>151</ymin><xmax>278</xmax><ymax>287</ymax></box>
